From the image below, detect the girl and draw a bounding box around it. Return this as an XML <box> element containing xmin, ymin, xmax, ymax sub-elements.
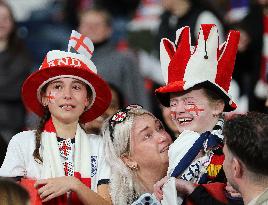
<box><xmin>0</xmin><ymin>30</ymin><xmax>112</xmax><ymax>204</ymax></box>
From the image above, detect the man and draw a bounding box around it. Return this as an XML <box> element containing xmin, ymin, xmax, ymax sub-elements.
<box><xmin>232</xmin><ymin>0</ymin><xmax>268</xmax><ymax>113</ymax></box>
<box><xmin>223</xmin><ymin>112</ymin><xmax>268</xmax><ymax>205</ymax></box>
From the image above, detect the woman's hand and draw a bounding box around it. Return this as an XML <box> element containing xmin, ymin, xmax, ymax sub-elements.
<box><xmin>34</xmin><ymin>176</ymin><xmax>80</xmax><ymax>202</ymax></box>
<box><xmin>153</xmin><ymin>176</ymin><xmax>168</xmax><ymax>201</ymax></box>
<box><xmin>153</xmin><ymin>177</ymin><xmax>196</xmax><ymax>201</ymax></box>
<box><xmin>174</xmin><ymin>179</ymin><xmax>195</xmax><ymax>197</ymax></box>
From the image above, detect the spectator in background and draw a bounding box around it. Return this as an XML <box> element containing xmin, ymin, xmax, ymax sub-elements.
<box><xmin>228</xmin><ymin>0</ymin><xmax>268</xmax><ymax>113</ymax></box>
<box><xmin>83</xmin><ymin>83</ymin><xmax>124</xmax><ymax>135</ymax></box>
<box><xmin>158</xmin><ymin>104</ymin><xmax>179</xmax><ymax>140</ymax></box>
<box><xmin>155</xmin><ymin>0</ymin><xmax>225</xmax><ymax>53</ymax></box>
<box><xmin>94</xmin><ymin>0</ymin><xmax>141</xmax><ymax>43</ymax></box>
<box><xmin>0</xmin><ymin>178</ymin><xmax>30</xmax><ymax>205</ymax></box>
<box><xmin>78</xmin><ymin>8</ymin><xmax>151</xmax><ymax>110</ymax></box>
<box><xmin>18</xmin><ymin>0</ymin><xmax>74</xmax><ymax>66</ymax></box>
<box><xmin>0</xmin><ymin>1</ymin><xmax>32</xmax><ymax>142</ymax></box>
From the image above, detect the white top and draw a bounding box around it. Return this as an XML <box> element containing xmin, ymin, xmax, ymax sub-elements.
<box><xmin>247</xmin><ymin>188</ymin><xmax>268</xmax><ymax>205</ymax></box>
<box><xmin>0</xmin><ymin>130</ymin><xmax>110</xmax><ymax>192</ymax></box>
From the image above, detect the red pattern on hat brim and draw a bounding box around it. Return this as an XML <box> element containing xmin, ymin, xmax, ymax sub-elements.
<box><xmin>22</xmin><ymin>65</ymin><xmax>111</xmax><ymax>123</ymax></box>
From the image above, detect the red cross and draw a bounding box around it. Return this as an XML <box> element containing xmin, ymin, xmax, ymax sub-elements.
<box><xmin>70</xmin><ymin>36</ymin><xmax>93</xmax><ymax>56</ymax></box>
<box><xmin>185</xmin><ymin>104</ymin><xmax>204</xmax><ymax>116</ymax></box>
<box><xmin>45</xmin><ymin>91</ymin><xmax>55</xmax><ymax>103</ymax></box>
<box><xmin>113</xmin><ymin>112</ymin><xmax>126</xmax><ymax>121</ymax></box>
<box><xmin>64</xmin><ymin>162</ymin><xmax>69</xmax><ymax>176</ymax></box>
<box><xmin>59</xmin><ymin>141</ymin><xmax>71</xmax><ymax>156</ymax></box>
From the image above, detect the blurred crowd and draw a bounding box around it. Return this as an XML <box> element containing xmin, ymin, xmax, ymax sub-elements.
<box><xmin>1</xmin><ymin>1</ymin><xmax>268</xmax><ymax>205</ymax></box>
<box><xmin>1</xmin><ymin>0</ymin><xmax>268</xmax><ymax>149</ymax></box>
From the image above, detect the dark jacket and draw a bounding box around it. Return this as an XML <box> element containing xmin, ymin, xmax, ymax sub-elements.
<box><xmin>0</xmin><ymin>49</ymin><xmax>32</xmax><ymax>141</ymax></box>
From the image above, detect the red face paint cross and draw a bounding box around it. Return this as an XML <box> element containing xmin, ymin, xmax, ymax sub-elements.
<box><xmin>185</xmin><ymin>104</ymin><xmax>205</xmax><ymax>116</ymax></box>
<box><xmin>183</xmin><ymin>98</ymin><xmax>205</xmax><ymax>117</ymax></box>
<box><xmin>45</xmin><ymin>91</ymin><xmax>56</xmax><ymax>103</ymax></box>
<box><xmin>170</xmin><ymin>89</ymin><xmax>218</xmax><ymax>134</ymax></box>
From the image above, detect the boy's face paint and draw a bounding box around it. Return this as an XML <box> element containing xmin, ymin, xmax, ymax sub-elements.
<box><xmin>170</xmin><ymin>98</ymin><xmax>205</xmax><ymax>119</ymax></box>
<box><xmin>184</xmin><ymin>98</ymin><xmax>205</xmax><ymax>117</ymax></box>
<box><xmin>170</xmin><ymin>88</ymin><xmax>219</xmax><ymax>134</ymax></box>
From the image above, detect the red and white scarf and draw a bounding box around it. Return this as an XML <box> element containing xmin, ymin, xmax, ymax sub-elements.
<box><xmin>40</xmin><ymin>118</ymin><xmax>91</xmax><ymax>188</ymax></box>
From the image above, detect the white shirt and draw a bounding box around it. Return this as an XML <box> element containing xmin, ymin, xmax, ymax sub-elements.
<box><xmin>0</xmin><ymin>130</ymin><xmax>110</xmax><ymax>192</ymax></box>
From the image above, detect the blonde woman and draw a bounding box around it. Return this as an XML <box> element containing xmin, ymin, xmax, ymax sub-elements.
<box><xmin>102</xmin><ymin>105</ymin><xmax>173</xmax><ymax>204</ymax></box>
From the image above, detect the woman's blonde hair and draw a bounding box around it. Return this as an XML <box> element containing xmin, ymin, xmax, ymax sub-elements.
<box><xmin>0</xmin><ymin>178</ymin><xmax>29</xmax><ymax>205</ymax></box>
<box><xmin>102</xmin><ymin>106</ymin><xmax>155</xmax><ymax>205</ymax></box>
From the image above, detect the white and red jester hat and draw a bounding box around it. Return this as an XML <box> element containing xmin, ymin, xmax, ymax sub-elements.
<box><xmin>155</xmin><ymin>24</ymin><xmax>240</xmax><ymax>112</ymax></box>
<box><xmin>22</xmin><ymin>30</ymin><xmax>112</xmax><ymax>123</ymax></box>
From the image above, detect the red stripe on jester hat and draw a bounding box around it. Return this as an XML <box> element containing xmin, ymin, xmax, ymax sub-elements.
<box><xmin>161</xmin><ymin>27</ymin><xmax>191</xmax><ymax>84</ymax></box>
<box><xmin>215</xmin><ymin>30</ymin><xmax>240</xmax><ymax>92</ymax></box>
<box><xmin>200</xmin><ymin>24</ymin><xmax>214</xmax><ymax>41</ymax></box>
<box><xmin>170</xmin><ymin>27</ymin><xmax>191</xmax><ymax>83</ymax></box>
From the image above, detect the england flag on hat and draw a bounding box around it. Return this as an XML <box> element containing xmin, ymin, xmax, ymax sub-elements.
<box><xmin>22</xmin><ymin>30</ymin><xmax>111</xmax><ymax>123</ymax></box>
<box><xmin>68</xmin><ymin>30</ymin><xmax>94</xmax><ymax>59</ymax></box>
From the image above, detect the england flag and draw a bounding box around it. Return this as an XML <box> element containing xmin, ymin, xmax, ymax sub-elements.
<box><xmin>68</xmin><ymin>30</ymin><xmax>94</xmax><ymax>59</ymax></box>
